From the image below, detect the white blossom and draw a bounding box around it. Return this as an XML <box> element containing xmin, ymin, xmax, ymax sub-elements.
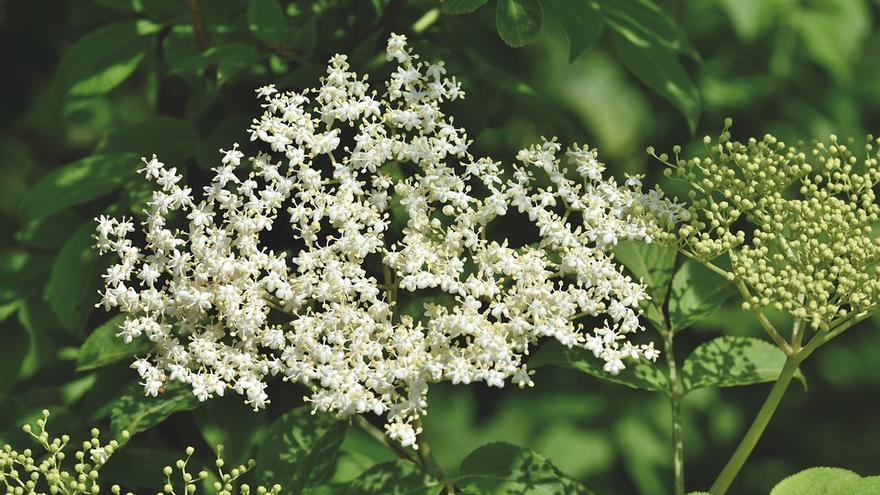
<box><xmin>94</xmin><ymin>35</ymin><xmax>662</xmax><ymax>445</ymax></box>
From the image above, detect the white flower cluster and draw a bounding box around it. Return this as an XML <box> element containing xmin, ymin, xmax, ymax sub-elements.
<box><xmin>94</xmin><ymin>34</ymin><xmax>662</xmax><ymax>447</ymax></box>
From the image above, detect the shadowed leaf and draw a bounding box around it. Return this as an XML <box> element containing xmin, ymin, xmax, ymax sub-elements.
<box><xmin>531</xmin><ymin>340</ymin><xmax>667</xmax><ymax>392</ymax></box>
<box><xmin>458</xmin><ymin>442</ymin><xmax>593</xmax><ymax>494</ymax></box>
<box><xmin>344</xmin><ymin>460</ymin><xmax>442</xmax><ymax>495</ymax></box>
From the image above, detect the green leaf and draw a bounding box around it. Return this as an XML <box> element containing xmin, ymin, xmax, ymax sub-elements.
<box><xmin>248</xmin><ymin>0</ymin><xmax>287</xmax><ymax>45</ymax></box>
<box><xmin>609</xmin><ymin>30</ymin><xmax>701</xmax><ymax>133</ymax></box>
<box><xmin>96</xmin><ymin>118</ymin><xmax>198</xmax><ymax>163</ymax></box>
<box><xmin>54</xmin><ymin>21</ymin><xmax>151</xmax><ymax>98</ymax></box>
<box><xmin>15</xmin><ymin>210</ymin><xmax>84</xmax><ymax>250</ymax></box>
<box><xmin>613</xmin><ymin>241</ymin><xmax>677</xmax><ymax>328</ymax></box>
<box><xmin>530</xmin><ymin>340</ymin><xmax>667</xmax><ymax>393</ymax></box>
<box><xmin>666</xmin><ymin>260</ymin><xmax>735</xmax><ymax>332</ymax></box>
<box><xmin>771</xmin><ymin>467</ymin><xmax>861</xmax><ymax>495</ymax></box>
<box><xmin>789</xmin><ymin>0</ymin><xmax>870</xmax><ymax>82</ymax></box>
<box><xmin>110</xmin><ymin>381</ymin><xmax>202</xmax><ymax>439</ymax></box>
<box><xmin>76</xmin><ymin>316</ymin><xmax>152</xmax><ymax>372</ymax></box>
<box><xmin>344</xmin><ymin>460</ymin><xmax>443</xmax><ymax>495</ymax></box>
<box><xmin>19</xmin><ymin>153</ymin><xmax>138</xmax><ymax>221</ymax></box>
<box><xmin>0</xmin><ymin>251</ymin><xmax>53</xmax><ymax>303</ymax></box>
<box><xmin>442</xmin><ymin>0</ymin><xmax>488</xmax><ymax>15</ymax></box>
<box><xmin>496</xmin><ymin>0</ymin><xmax>544</xmax><ymax>48</ymax></box>
<box><xmin>680</xmin><ymin>336</ymin><xmax>805</xmax><ymax>395</ymax></box>
<box><xmin>193</xmin><ymin>396</ymin><xmax>267</xmax><ymax>465</ymax></box>
<box><xmin>719</xmin><ymin>0</ymin><xmax>780</xmax><ymax>42</ymax></box>
<box><xmin>457</xmin><ymin>442</ymin><xmax>593</xmax><ymax>494</ymax></box>
<box><xmin>45</xmin><ymin>221</ymin><xmax>103</xmax><ymax>333</ymax></box>
<box><xmin>549</xmin><ymin>0</ymin><xmax>605</xmax><ymax>61</ymax></box>
<box><xmin>597</xmin><ymin>0</ymin><xmax>698</xmax><ymax>58</ymax></box>
<box><xmin>0</xmin><ymin>304</ymin><xmax>29</xmax><ymax>399</ymax></box>
<box><xmin>255</xmin><ymin>407</ymin><xmax>347</xmax><ymax>492</ymax></box>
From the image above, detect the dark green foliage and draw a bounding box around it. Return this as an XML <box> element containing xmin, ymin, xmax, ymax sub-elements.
<box><xmin>2</xmin><ymin>1</ymin><xmax>879</xmax><ymax>494</ymax></box>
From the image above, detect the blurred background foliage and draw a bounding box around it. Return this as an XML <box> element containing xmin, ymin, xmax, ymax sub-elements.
<box><xmin>0</xmin><ymin>0</ymin><xmax>879</xmax><ymax>494</ymax></box>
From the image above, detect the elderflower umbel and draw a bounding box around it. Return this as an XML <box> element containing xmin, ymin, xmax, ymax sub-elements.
<box><xmin>94</xmin><ymin>34</ymin><xmax>662</xmax><ymax>446</ymax></box>
<box><xmin>652</xmin><ymin>120</ymin><xmax>880</xmax><ymax>331</ymax></box>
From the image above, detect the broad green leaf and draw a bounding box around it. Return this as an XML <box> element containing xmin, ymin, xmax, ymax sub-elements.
<box><xmin>96</xmin><ymin>117</ymin><xmax>198</xmax><ymax>163</ymax></box>
<box><xmin>442</xmin><ymin>0</ymin><xmax>488</xmax><ymax>15</ymax></box>
<box><xmin>666</xmin><ymin>259</ymin><xmax>735</xmax><ymax>332</ymax></box>
<box><xmin>45</xmin><ymin>221</ymin><xmax>103</xmax><ymax>333</ymax></box>
<box><xmin>110</xmin><ymin>381</ymin><xmax>202</xmax><ymax>439</ymax></box>
<box><xmin>597</xmin><ymin>0</ymin><xmax>698</xmax><ymax>58</ymax></box>
<box><xmin>0</xmin><ymin>251</ymin><xmax>52</xmax><ymax>303</ymax></box>
<box><xmin>789</xmin><ymin>0</ymin><xmax>870</xmax><ymax>82</ymax></box>
<box><xmin>19</xmin><ymin>153</ymin><xmax>138</xmax><ymax>221</ymax></box>
<box><xmin>530</xmin><ymin>340</ymin><xmax>667</xmax><ymax>393</ymax></box>
<box><xmin>609</xmin><ymin>30</ymin><xmax>701</xmax><ymax>133</ymax></box>
<box><xmin>613</xmin><ymin>241</ymin><xmax>677</xmax><ymax>328</ymax></box>
<box><xmin>549</xmin><ymin>0</ymin><xmax>605</xmax><ymax>61</ymax></box>
<box><xmin>15</xmin><ymin>210</ymin><xmax>84</xmax><ymax>249</ymax></box>
<box><xmin>53</xmin><ymin>21</ymin><xmax>151</xmax><ymax>98</ymax></box>
<box><xmin>680</xmin><ymin>336</ymin><xmax>805</xmax><ymax>395</ymax></box>
<box><xmin>0</xmin><ymin>304</ymin><xmax>29</xmax><ymax>399</ymax></box>
<box><xmin>256</xmin><ymin>407</ymin><xmax>347</xmax><ymax>493</ymax></box>
<box><xmin>248</xmin><ymin>0</ymin><xmax>287</xmax><ymax>45</ymax></box>
<box><xmin>719</xmin><ymin>0</ymin><xmax>780</xmax><ymax>42</ymax></box>
<box><xmin>18</xmin><ymin>295</ymin><xmax>69</xmax><ymax>379</ymax></box>
<box><xmin>771</xmin><ymin>467</ymin><xmax>861</xmax><ymax>495</ymax></box>
<box><xmin>193</xmin><ymin>396</ymin><xmax>267</xmax><ymax>465</ymax></box>
<box><xmin>458</xmin><ymin>442</ymin><xmax>593</xmax><ymax>494</ymax></box>
<box><xmin>496</xmin><ymin>0</ymin><xmax>544</xmax><ymax>48</ymax></box>
<box><xmin>101</xmin><ymin>446</ymin><xmax>184</xmax><ymax>490</ymax></box>
<box><xmin>76</xmin><ymin>316</ymin><xmax>152</xmax><ymax>372</ymax></box>
<box><xmin>344</xmin><ymin>460</ymin><xmax>443</xmax><ymax>495</ymax></box>
<box><xmin>831</xmin><ymin>476</ymin><xmax>880</xmax><ymax>495</ymax></box>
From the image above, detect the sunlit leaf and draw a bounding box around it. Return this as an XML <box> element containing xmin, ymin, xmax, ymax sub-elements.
<box><xmin>110</xmin><ymin>382</ymin><xmax>202</xmax><ymax>439</ymax></box>
<box><xmin>719</xmin><ymin>0</ymin><xmax>780</xmax><ymax>42</ymax></box>
<box><xmin>76</xmin><ymin>315</ymin><xmax>152</xmax><ymax>372</ymax></box>
<box><xmin>458</xmin><ymin>442</ymin><xmax>593</xmax><ymax>494</ymax></box>
<box><xmin>496</xmin><ymin>0</ymin><xmax>544</xmax><ymax>48</ymax></box>
<box><xmin>53</xmin><ymin>21</ymin><xmax>151</xmax><ymax>98</ymax></box>
<box><xmin>789</xmin><ymin>0</ymin><xmax>870</xmax><ymax>82</ymax></box>
<box><xmin>771</xmin><ymin>467</ymin><xmax>861</xmax><ymax>495</ymax></box>
<box><xmin>530</xmin><ymin>340</ymin><xmax>667</xmax><ymax>393</ymax></box>
<box><xmin>680</xmin><ymin>336</ymin><xmax>805</xmax><ymax>395</ymax></box>
<box><xmin>19</xmin><ymin>153</ymin><xmax>138</xmax><ymax>221</ymax></box>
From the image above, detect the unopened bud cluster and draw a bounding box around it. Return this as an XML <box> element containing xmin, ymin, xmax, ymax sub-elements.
<box><xmin>0</xmin><ymin>412</ymin><xmax>279</xmax><ymax>495</ymax></box>
<box><xmin>653</xmin><ymin>120</ymin><xmax>880</xmax><ymax>328</ymax></box>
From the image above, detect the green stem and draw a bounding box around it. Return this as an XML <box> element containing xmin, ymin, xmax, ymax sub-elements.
<box><xmin>708</xmin><ymin>355</ymin><xmax>803</xmax><ymax>494</ymax></box>
<box><xmin>354</xmin><ymin>415</ymin><xmax>416</xmax><ymax>463</ymax></box>
<box><xmin>663</xmin><ymin>332</ymin><xmax>685</xmax><ymax>495</ymax></box>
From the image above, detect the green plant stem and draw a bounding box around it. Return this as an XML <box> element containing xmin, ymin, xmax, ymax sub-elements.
<box><xmin>663</xmin><ymin>331</ymin><xmax>685</xmax><ymax>495</ymax></box>
<box><xmin>708</xmin><ymin>355</ymin><xmax>803</xmax><ymax>494</ymax></box>
<box><xmin>354</xmin><ymin>415</ymin><xmax>416</xmax><ymax>463</ymax></box>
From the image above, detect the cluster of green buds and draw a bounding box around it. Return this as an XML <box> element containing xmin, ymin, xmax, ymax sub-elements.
<box><xmin>1</xmin><ymin>410</ymin><xmax>124</xmax><ymax>495</ymax></box>
<box><xmin>650</xmin><ymin>119</ymin><xmax>880</xmax><ymax>348</ymax></box>
<box><xmin>0</xmin><ymin>412</ymin><xmax>281</xmax><ymax>495</ymax></box>
<box><xmin>157</xmin><ymin>445</ymin><xmax>280</xmax><ymax>495</ymax></box>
